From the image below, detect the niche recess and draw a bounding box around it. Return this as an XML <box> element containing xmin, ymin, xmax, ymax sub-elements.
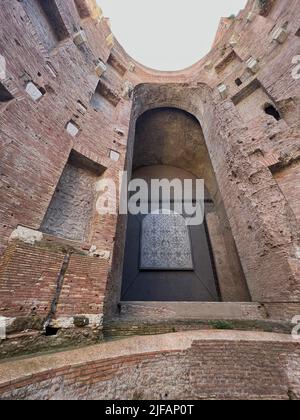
<box><xmin>90</xmin><ymin>79</ymin><xmax>121</xmax><ymax>111</ymax></box>
<box><xmin>232</xmin><ymin>79</ymin><xmax>281</xmax><ymax>123</ymax></box>
<box><xmin>22</xmin><ymin>0</ymin><xmax>69</xmax><ymax>51</ymax></box>
<box><xmin>215</xmin><ymin>50</ymin><xmax>243</xmax><ymax>78</ymax></box>
<box><xmin>107</xmin><ymin>52</ymin><xmax>127</xmax><ymax>77</ymax></box>
<box><xmin>41</xmin><ymin>150</ymin><xmax>105</xmax><ymax>242</ymax></box>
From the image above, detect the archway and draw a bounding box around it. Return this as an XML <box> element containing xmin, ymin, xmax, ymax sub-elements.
<box><xmin>122</xmin><ymin>164</ymin><xmax>220</xmax><ymax>301</ymax></box>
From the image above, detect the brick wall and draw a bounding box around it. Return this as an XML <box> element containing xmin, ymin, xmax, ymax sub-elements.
<box><xmin>0</xmin><ymin>331</ymin><xmax>299</xmax><ymax>400</ymax></box>
<box><xmin>56</xmin><ymin>253</ymin><xmax>107</xmax><ymax>317</ymax></box>
<box><xmin>0</xmin><ymin>0</ymin><xmax>300</xmax><ymax>346</ymax></box>
<box><xmin>0</xmin><ymin>242</ymin><xmax>64</xmax><ymax>318</ymax></box>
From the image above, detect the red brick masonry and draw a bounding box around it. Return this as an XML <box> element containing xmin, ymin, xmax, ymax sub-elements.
<box><xmin>0</xmin><ymin>331</ymin><xmax>299</xmax><ymax>400</ymax></box>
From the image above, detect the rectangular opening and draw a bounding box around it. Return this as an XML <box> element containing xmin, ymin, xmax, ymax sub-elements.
<box><xmin>0</xmin><ymin>83</ymin><xmax>14</xmax><ymax>103</ymax></box>
<box><xmin>22</xmin><ymin>0</ymin><xmax>69</xmax><ymax>51</ymax></box>
<box><xmin>215</xmin><ymin>50</ymin><xmax>242</xmax><ymax>76</ymax></box>
<box><xmin>41</xmin><ymin>150</ymin><xmax>106</xmax><ymax>242</ymax></box>
<box><xmin>296</xmin><ymin>28</ymin><xmax>300</xmax><ymax>37</ymax></box>
<box><xmin>107</xmin><ymin>52</ymin><xmax>127</xmax><ymax>76</ymax></box>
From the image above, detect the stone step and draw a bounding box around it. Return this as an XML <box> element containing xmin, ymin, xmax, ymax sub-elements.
<box><xmin>119</xmin><ymin>301</ymin><xmax>268</xmax><ymax>321</ymax></box>
<box><xmin>103</xmin><ymin>302</ymin><xmax>293</xmax><ymax>339</ymax></box>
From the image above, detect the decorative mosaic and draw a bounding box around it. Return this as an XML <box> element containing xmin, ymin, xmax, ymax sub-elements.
<box><xmin>140</xmin><ymin>213</ymin><xmax>194</xmax><ymax>270</ymax></box>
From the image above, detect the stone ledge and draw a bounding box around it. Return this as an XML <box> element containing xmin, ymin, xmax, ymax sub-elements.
<box><xmin>103</xmin><ymin>319</ymin><xmax>293</xmax><ymax>339</ymax></box>
<box><xmin>119</xmin><ymin>301</ymin><xmax>268</xmax><ymax>321</ymax></box>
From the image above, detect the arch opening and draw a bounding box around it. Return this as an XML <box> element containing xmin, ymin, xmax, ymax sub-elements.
<box><xmin>117</xmin><ymin>104</ymin><xmax>250</xmax><ymax>304</ymax></box>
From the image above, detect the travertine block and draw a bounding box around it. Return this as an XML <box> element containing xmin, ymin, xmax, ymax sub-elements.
<box><xmin>218</xmin><ymin>84</ymin><xmax>228</xmax><ymax>99</ymax></box>
<box><xmin>246</xmin><ymin>57</ymin><xmax>260</xmax><ymax>73</ymax></box>
<box><xmin>109</xmin><ymin>150</ymin><xmax>120</xmax><ymax>161</ymax></box>
<box><xmin>26</xmin><ymin>82</ymin><xmax>43</xmax><ymax>101</ymax></box>
<box><xmin>66</xmin><ymin>121</ymin><xmax>80</xmax><ymax>137</ymax></box>
<box><xmin>73</xmin><ymin>30</ymin><xmax>87</xmax><ymax>47</ymax></box>
<box><xmin>272</xmin><ymin>27</ymin><xmax>288</xmax><ymax>44</ymax></box>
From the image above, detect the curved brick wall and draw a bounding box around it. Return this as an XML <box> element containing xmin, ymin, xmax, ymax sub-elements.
<box><xmin>0</xmin><ymin>2</ymin><xmax>300</xmax><ymax>398</ymax></box>
<box><xmin>0</xmin><ymin>331</ymin><xmax>299</xmax><ymax>400</ymax></box>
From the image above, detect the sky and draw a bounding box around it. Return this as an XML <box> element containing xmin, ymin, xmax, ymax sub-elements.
<box><xmin>97</xmin><ymin>0</ymin><xmax>247</xmax><ymax>71</ymax></box>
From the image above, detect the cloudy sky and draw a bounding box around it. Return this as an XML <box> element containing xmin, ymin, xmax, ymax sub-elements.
<box><xmin>97</xmin><ymin>0</ymin><xmax>247</xmax><ymax>71</ymax></box>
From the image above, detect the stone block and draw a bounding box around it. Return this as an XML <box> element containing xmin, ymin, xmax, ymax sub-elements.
<box><xmin>0</xmin><ymin>55</ymin><xmax>6</xmax><ymax>80</ymax></box>
<box><xmin>246</xmin><ymin>12</ymin><xmax>255</xmax><ymax>22</ymax></box>
<box><xmin>66</xmin><ymin>121</ymin><xmax>80</xmax><ymax>137</ymax></box>
<box><xmin>89</xmin><ymin>246</ymin><xmax>111</xmax><ymax>260</ymax></box>
<box><xmin>10</xmin><ymin>226</ymin><xmax>43</xmax><ymax>245</ymax></box>
<box><xmin>204</xmin><ymin>60</ymin><xmax>213</xmax><ymax>71</ymax></box>
<box><xmin>246</xmin><ymin>57</ymin><xmax>260</xmax><ymax>73</ymax></box>
<box><xmin>109</xmin><ymin>150</ymin><xmax>120</xmax><ymax>162</ymax></box>
<box><xmin>128</xmin><ymin>62</ymin><xmax>136</xmax><ymax>72</ymax></box>
<box><xmin>114</xmin><ymin>127</ymin><xmax>125</xmax><ymax>136</ymax></box>
<box><xmin>73</xmin><ymin>316</ymin><xmax>89</xmax><ymax>328</ymax></box>
<box><xmin>25</xmin><ymin>82</ymin><xmax>43</xmax><ymax>102</ymax></box>
<box><xmin>73</xmin><ymin>30</ymin><xmax>87</xmax><ymax>47</ymax></box>
<box><xmin>95</xmin><ymin>60</ymin><xmax>107</xmax><ymax>78</ymax></box>
<box><xmin>218</xmin><ymin>84</ymin><xmax>228</xmax><ymax>99</ymax></box>
<box><xmin>76</xmin><ymin>101</ymin><xmax>87</xmax><ymax>115</ymax></box>
<box><xmin>121</xmin><ymin>81</ymin><xmax>134</xmax><ymax>99</ymax></box>
<box><xmin>229</xmin><ymin>35</ymin><xmax>239</xmax><ymax>47</ymax></box>
<box><xmin>272</xmin><ymin>27</ymin><xmax>288</xmax><ymax>44</ymax></box>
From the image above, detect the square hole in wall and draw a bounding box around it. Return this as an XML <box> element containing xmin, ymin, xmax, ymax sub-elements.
<box><xmin>235</xmin><ymin>78</ymin><xmax>243</xmax><ymax>87</ymax></box>
<box><xmin>296</xmin><ymin>28</ymin><xmax>300</xmax><ymax>37</ymax></box>
<box><xmin>91</xmin><ymin>79</ymin><xmax>121</xmax><ymax>111</ymax></box>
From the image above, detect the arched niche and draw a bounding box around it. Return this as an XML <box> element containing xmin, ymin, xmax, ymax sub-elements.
<box><xmin>105</xmin><ymin>85</ymin><xmax>250</xmax><ymax>317</ymax></box>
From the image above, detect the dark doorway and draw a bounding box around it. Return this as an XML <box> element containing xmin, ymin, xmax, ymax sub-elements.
<box><xmin>121</xmin><ymin>210</ymin><xmax>220</xmax><ymax>302</ymax></box>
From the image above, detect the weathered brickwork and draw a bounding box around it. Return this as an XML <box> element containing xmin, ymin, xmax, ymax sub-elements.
<box><xmin>0</xmin><ymin>241</ymin><xmax>65</xmax><ymax>319</ymax></box>
<box><xmin>0</xmin><ymin>0</ymin><xmax>300</xmax><ymax>398</ymax></box>
<box><xmin>0</xmin><ymin>0</ymin><xmax>130</xmax><ymax>340</ymax></box>
<box><xmin>0</xmin><ymin>332</ymin><xmax>299</xmax><ymax>400</ymax></box>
